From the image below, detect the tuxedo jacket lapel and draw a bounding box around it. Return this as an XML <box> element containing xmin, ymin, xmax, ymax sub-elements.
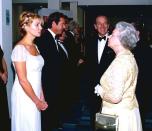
<box><xmin>94</xmin><ymin>38</ymin><xmax>99</xmax><ymax>64</ymax></box>
<box><xmin>47</xmin><ymin>31</ymin><xmax>59</xmax><ymax>53</ymax></box>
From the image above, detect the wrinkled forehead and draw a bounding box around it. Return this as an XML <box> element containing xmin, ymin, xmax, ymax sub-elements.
<box><xmin>59</xmin><ymin>17</ymin><xmax>66</xmax><ymax>23</ymax></box>
<box><xmin>96</xmin><ymin>16</ymin><xmax>108</xmax><ymax>24</ymax></box>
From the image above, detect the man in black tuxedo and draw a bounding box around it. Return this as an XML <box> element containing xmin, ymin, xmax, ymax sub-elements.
<box><xmin>35</xmin><ymin>12</ymin><xmax>66</xmax><ymax>131</ymax></box>
<box><xmin>84</xmin><ymin>15</ymin><xmax>115</xmax><ymax>131</ymax></box>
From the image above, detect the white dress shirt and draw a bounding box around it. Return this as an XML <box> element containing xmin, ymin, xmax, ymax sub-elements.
<box><xmin>98</xmin><ymin>34</ymin><xmax>108</xmax><ymax>63</ymax></box>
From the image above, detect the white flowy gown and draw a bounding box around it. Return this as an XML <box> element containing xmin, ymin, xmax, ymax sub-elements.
<box><xmin>11</xmin><ymin>44</ymin><xmax>44</xmax><ymax>131</ymax></box>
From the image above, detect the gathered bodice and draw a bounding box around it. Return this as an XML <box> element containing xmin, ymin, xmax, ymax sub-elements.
<box><xmin>11</xmin><ymin>44</ymin><xmax>44</xmax><ymax>94</ymax></box>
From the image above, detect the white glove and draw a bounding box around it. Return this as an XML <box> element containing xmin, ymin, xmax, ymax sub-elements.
<box><xmin>94</xmin><ymin>84</ymin><xmax>103</xmax><ymax>96</ymax></box>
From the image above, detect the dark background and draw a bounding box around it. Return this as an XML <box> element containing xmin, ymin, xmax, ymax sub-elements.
<box><xmin>83</xmin><ymin>5</ymin><xmax>152</xmax><ymax>37</ymax></box>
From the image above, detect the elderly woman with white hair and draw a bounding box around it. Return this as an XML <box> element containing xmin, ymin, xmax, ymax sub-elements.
<box><xmin>95</xmin><ymin>21</ymin><xmax>142</xmax><ymax>131</ymax></box>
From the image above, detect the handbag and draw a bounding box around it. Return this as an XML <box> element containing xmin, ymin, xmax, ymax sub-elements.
<box><xmin>95</xmin><ymin>112</ymin><xmax>119</xmax><ymax>131</ymax></box>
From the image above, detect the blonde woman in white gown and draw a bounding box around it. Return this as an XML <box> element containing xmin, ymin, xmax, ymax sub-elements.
<box><xmin>11</xmin><ymin>11</ymin><xmax>48</xmax><ymax>131</ymax></box>
<box><xmin>95</xmin><ymin>21</ymin><xmax>142</xmax><ymax>131</ymax></box>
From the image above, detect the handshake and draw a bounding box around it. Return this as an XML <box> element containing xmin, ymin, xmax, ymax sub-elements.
<box><xmin>94</xmin><ymin>84</ymin><xmax>103</xmax><ymax>97</ymax></box>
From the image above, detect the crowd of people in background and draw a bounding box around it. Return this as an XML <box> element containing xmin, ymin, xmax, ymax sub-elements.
<box><xmin>0</xmin><ymin>10</ymin><xmax>152</xmax><ymax>131</ymax></box>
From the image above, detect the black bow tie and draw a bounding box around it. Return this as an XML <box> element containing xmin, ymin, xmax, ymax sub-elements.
<box><xmin>98</xmin><ymin>36</ymin><xmax>106</xmax><ymax>41</ymax></box>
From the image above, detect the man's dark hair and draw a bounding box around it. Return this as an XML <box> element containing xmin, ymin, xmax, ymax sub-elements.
<box><xmin>47</xmin><ymin>12</ymin><xmax>66</xmax><ymax>29</ymax></box>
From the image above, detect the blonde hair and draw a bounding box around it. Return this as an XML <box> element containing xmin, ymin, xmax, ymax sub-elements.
<box><xmin>19</xmin><ymin>11</ymin><xmax>43</xmax><ymax>36</ymax></box>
